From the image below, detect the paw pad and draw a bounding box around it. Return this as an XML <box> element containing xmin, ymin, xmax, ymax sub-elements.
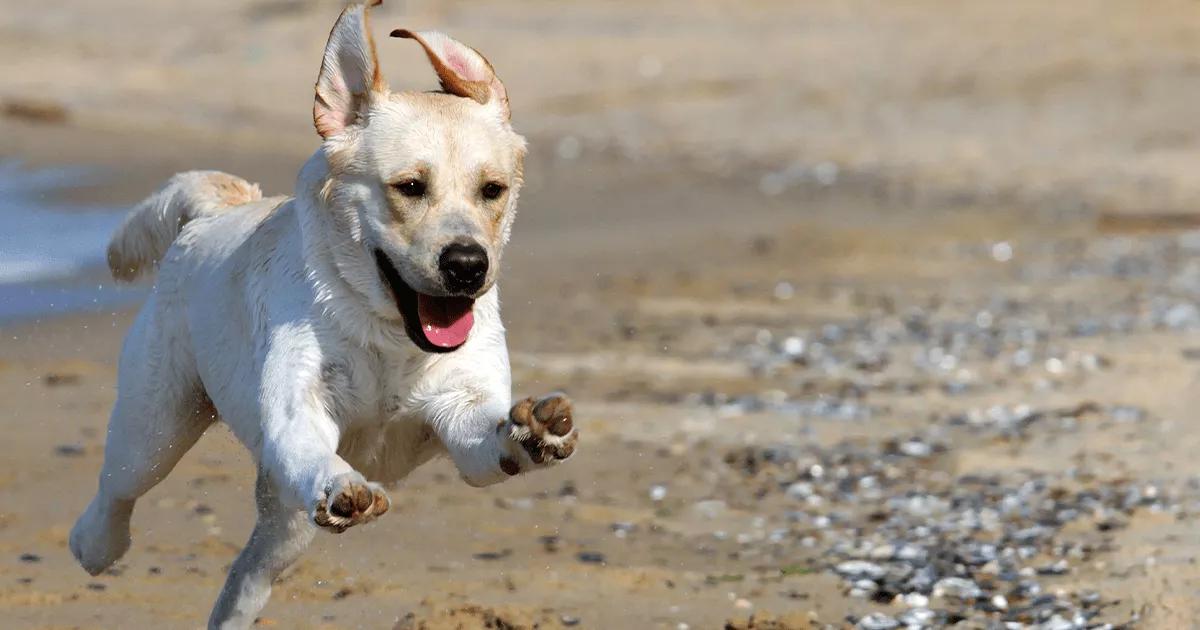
<box><xmin>313</xmin><ymin>478</ymin><xmax>390</xmax><ymax>533</ymax></box>
<box><xmin>504</xmin><ymin>394</ymin><xmax>578</xmax><ymax>473</ymax></box>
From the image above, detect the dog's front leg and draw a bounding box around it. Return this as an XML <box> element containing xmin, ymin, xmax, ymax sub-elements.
<box><xmin>259</xmin><ymin>412</ymin><xmax>390</xmax><ymax>533</ymax></box>
<box><xmin>210</xmin><ymin>325</ymin><xmax>390</xmax><ymax>630</ymax></box>
<box><xmin>255</xmin><ymin>325</ymin><xmax>389</xmax><ymax>532</ymax></box>
<box><xmin>413</xmin><ymin>341</ymin><xmax>579</xmax><ymax>487</ymax></box>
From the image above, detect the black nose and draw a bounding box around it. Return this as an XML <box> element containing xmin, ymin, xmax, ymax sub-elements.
<box><xmin>438</xmin><ymin>241</ymin><xmax>489</xmax><ymax>294</ymax></box>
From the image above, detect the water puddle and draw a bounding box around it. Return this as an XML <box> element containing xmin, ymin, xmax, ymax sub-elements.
<box><xmin>0</xmin><ymin>161</ymin><xmax>146</xmax><ymax>323</ymax></box>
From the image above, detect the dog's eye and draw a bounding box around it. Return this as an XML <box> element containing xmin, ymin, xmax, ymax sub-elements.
<box><xmin>392</xmin><ymin>179</ymin><xmax>426</xmax><ymax>198</ymax></box>
<box><xmin>481</xmin><ymin>182</ymin><xmax>507</xmax><ymax>201</ymax></box>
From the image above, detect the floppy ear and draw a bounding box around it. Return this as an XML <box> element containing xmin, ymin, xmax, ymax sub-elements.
<box><xmin>389</xmin><ymin>29</ymin><xmax>510</xmax><ymax>120</ymax></box>
<box><xmin>314</xmin><ymin>1</ymin><xmax>386</xmax><ymax>139</ymax></box>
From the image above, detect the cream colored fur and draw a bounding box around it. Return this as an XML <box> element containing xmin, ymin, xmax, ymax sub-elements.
<box><xmin>68</xmin><ymin>4</ymin><xmax>577</xmax><ymax>628</ymax></box>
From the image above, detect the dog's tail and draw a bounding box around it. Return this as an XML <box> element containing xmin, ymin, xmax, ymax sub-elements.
<box><xmin>107</xmin><ymin>171</ymin><xmax>262</xmax><ymax>281</ymax></box>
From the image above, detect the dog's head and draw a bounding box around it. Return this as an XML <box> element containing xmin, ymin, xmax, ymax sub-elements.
<box><xmin>310</xmin><ymin>1</ymin><xmax>525</xmax><ymax>353</ymax></box>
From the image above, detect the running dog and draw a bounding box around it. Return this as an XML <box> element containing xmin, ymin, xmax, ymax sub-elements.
<box><xmin>69</xmin><ymin>3</ymin><xmax>578</xmax><ymax>627</ymax></box>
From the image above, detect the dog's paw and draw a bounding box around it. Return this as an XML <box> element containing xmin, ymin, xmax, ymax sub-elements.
<box><xmin>312</xmin><ymin>473</ymin><xmax>390</xmax><ymax>533</ymax></box>
<box><xmin>500</xmin><ymin>393</ymin><xmax>578</xmax><ymax>475</ymax></box>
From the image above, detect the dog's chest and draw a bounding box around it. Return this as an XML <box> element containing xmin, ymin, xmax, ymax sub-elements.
<box><xmin>320</xmin><ymin>346</ymin><xmax>420</xmax><ymax>427</ymax></box>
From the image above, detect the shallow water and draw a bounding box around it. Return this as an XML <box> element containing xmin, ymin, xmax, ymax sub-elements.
<box><xmin>0</xmin><ymin>162</ymin><xmax>145</xmax><ymax>322</ymax></box>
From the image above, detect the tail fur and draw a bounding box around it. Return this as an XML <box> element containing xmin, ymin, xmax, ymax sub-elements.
<box><xmin>107</xmin><ymin>171</ymin><xmax>262</xmax><ymax>281</ymax></box>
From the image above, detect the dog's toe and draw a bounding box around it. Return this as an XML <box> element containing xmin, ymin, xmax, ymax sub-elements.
<box><xmin>313</xmin><ymin>475</ymin><xmax>389</xmax><ymax>533</ymax></box>
<box><xmin>502</xmin><ymin>393</ymin><xmax>579</xmax><ymax>474</ymax></box>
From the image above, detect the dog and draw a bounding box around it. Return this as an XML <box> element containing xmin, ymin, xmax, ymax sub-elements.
<box><xmin>68</xmin><ymin>3</ymin><xmax>578</xmax><ymax>627</ymax></box>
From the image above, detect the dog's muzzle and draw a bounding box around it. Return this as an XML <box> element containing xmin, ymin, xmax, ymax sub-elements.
<box><xmin>374</xmin><ymin>249</ymin><xmax>475</xmax><ymax>352</ymax></box>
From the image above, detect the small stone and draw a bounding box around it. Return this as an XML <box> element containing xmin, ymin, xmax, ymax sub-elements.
<box><xmin>897</xmin><ymin>608</ymin><xmax>935</xmax><ymax>626</ymax></box>
<box><xmin>560</xmin><ymin>615</ymin><xmax>581</xmax><ymax>626</ymax></box>
<box><xmin>901</xmin><ymin>593</ymin><xmax>929</xmax><ymax>608</ymax></box>
<box><xmin>868</xmin><ymin>544</ymin><xmax>896</xmax><ymax>560</ymax></box>
<box><xmin>1037</xmin><ymin>559</ymin><xmax>1069</xmax><ymax>575</ymax></box>
<box><xmin>1040</xmin><ymin>615</ymin><xmax>1075</xmax><ymax>630</ymax></box>
<box><xmin>472</xmin><ymin>549</ymin><xmax>512</xmax><ymax>561</ymax></box>
<box><xmin>773</xmin><ymin>281</ymin><xmax>796</xmax><ymax>301</ymax></box>
<box><xmin>781</xmin><ymin>336</ymin><xmax>806</xmax><ymax>357</ymax></box>
<box><xmin>43</xmin><ymin>373</ymin><xmax>81</xmax><ymax>387</ymax></box>
<box><xmin>18</xmin><ymin>553</ymin><xmax>41</xmax><ymax>563</ymax></box>
<box><xmin>611</xmin><ymin>522</ymin><xmax>636</xmax><ymax>538</ymax></box>
<box><xmin>898</xmin><ymin>439</ymin><xmax>933</xmax><ymax>458</ymax></box>
<box><xmin>850</xmin><ymin>579</ymin><xmax>878</xmax><ymax>597</ymax></box>
<box><xmin>895</xmin><ymin>545</ymin><xmax>927</xmax><ymax>563</ymax></box>
<box><xmin>54</xmin><ymin>444</ymin><xmax>85</xmax><ymax>457</ymax></box>
<box><xmin>856</xmin><ymin>612</ymin><xmax>899</xmax><ymax>630</ymax></box>
<box><xmin>734</xmin><ymin>598</ymin><xmax>753</xmax><ymax>610</ymax></box>
<box><xmin>835</xmin><ymin>561</ymin><xmax>887</xmax><ymax>581</ymax></box>
<box><xmin>577</xmin><ymin>551</ymin><xmax>606</xmax><ymax>565</ymax></box>
<box><xmin>932</xmin><ymin>577</ymin><xmax>982</xmax><ymax>600</ymax></box>
<box><xmin>649</xmin><ymin>484</ymin><xmax>668</xmax><ymax>502</ymax></box>
<box><xmin>495</xmin><ymin>497</ymin><xmax>534</xmax><ymax>510</ymax></box>
<box><xmin>785</xmin><ymin>482</ymin><xmax>814</xmax><ymax>499</ymax></box>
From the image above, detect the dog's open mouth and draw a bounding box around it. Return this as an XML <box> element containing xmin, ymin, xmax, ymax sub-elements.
<box><xmin>374</xmin><ymin>250</ymin><xmax>474</xmax><ymax>352</ymax></box>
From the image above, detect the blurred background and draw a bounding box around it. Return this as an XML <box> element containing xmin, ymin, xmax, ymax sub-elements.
<box><xmin>5</xmin><ymin>1</ymin><xmax>1200</xmax><ymax>628</ymax></box>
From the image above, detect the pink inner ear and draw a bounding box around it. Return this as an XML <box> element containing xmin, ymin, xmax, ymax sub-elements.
<box><xmin>330</xmin><ymin>73</ymin><xmax>349</xmax><ymax>97</ymax></box>
<box><xmin>443</xmin><ymin>49</ymin><xmax>481</xmax><ymax>81</ymax></box>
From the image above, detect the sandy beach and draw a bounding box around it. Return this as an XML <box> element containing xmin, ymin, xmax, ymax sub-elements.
<box><xmin>5</xmin><ymin>1</ymin><xmax>1200</xmax><ymax>628</ymax></box>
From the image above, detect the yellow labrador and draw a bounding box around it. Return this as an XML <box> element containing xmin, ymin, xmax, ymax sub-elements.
<box><xmin>69</xmin><ymin>3</ymin><xmax>578</xmax><ymax>627</ymax></box>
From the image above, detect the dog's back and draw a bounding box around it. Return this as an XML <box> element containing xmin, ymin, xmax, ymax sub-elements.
<box><xmin>106</xmin><ymin>171</ymin><xmax>263</xmax><ymax>282</ymax></box>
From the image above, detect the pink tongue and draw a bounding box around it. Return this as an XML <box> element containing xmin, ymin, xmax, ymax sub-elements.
<box><xmin>416</xmin><ymin>294</ymin><xmax>475</xmax><ymax>348</ymax></box>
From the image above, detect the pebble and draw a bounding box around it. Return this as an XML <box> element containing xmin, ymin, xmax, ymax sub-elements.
<box><xmin>611</xmin><ymin>522</ymin><xmax>637</xmax><ymax>539</ymax></box>
<box><xmin>785</xmin><ymin>481</ymin><xmax>814</xmax><ymax>499</ymax></box>
<box><xmin>933</xmin><ymin>577</ymin><xmax>982</xmax><ymax>601</ymax></box>
<box><xmin>868</xmin><ymin>544</ymin><xmax>895</xmax><ymax>560</ymax></box>
<box><xmin>773</xmin><ymin>281</ymin><xmax>795</xmax><ymax>301</ymax></box>
<box><xmin>835</xmin><ymin>560</ymin><xmax>886</xmax><ymax>581</ymax></box>
<box><xmin>54</xmin><ymin>444</ymin><xmax>85</xmax><ymax>457</ymax></box>
<box><xmin>720</xmin><ymin>422</ymin><xmax>1174</xmax><ymax>627</ymax></box>
<box><xmin>576</xmin><ymin>552</ymin><xmax>606</xmax><ymax>565</ymax></box>
<box><xmin>856</xmin><ymin>613</ymin><xmax>899</xmax><ymax>630</ymax></box>
<box><xmin>668</xmin><ymin>231</ymin><xmax>1200</xmax><ymax>630</ymax></box>
<box><xmin>849</xmin><ymin>579</ymin><xmax>878</xmax><ymax>597</ymax></box>
<box><xmin>897</xmin><ymin>608</ymin><xmax>936</xmax><ymax>626</ymax></box>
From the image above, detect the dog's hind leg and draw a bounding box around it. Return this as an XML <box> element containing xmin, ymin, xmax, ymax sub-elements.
<box><xmin>70</xmin><ymin>295</ymin><xmax>214</xmax><ymax>575</ymax></box>
<box><xmin>209</xmin><ymin>468</ymin><xmax>315</xmax><ymax>630</ymax></box>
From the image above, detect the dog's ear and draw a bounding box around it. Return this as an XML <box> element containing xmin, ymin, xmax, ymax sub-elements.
<box><xmin>389</xmin><ymin>29</ymin><xmax>510</xmax><ymax>120</ymax></box>
<box><xmin>314</xmin><ymin>1</ymin><xmax>386</xmax><ymax>139</ymax></box>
